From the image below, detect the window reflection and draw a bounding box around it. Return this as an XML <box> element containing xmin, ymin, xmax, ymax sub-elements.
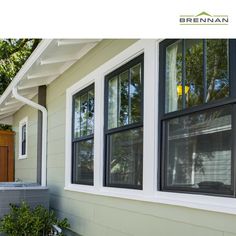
<box><xmin>130</xmin><ymin>64</ymin><xmax>142</xmax><ymax>123</ymax></box>
<box><xmin>108</xmin><ymin>128</ymin><xmax>143</xmax><ymax>187</ymax></box>
<box><xmin>108</xmin><ymin>64</ymin><xmax>142</xmax><ymax>129</ymax></box>
<box><xmin>73</xmin><ymin>87</ymin><xmax>95</xmax><ymax>138</ymax></box>
<box><xmin>73</xmin><ymin>139</ymin><xmax>94</xmax><ymax>185</ymax></box>
<box><xmin>105</xmin><ymin>54</ymin><xmax>143</xmax><ymax>189</ymax></box>
<box><xmin>119</xmin><ymin>70</ymin><xmax>129</xmax><ymax>126</ymax></box>
<box><xmin>108</xmin><ymin>76</ymin><xmax>118</xmax><ymax>129</ymax></box>
<box><xmin>206</xmin><ymin>40</ymin><xmax>229</xmax><ymax>101</ymax></box>
<box><xmin>185</xmin><ymin>39</ymin><xmax>204</xmax><ymax>108</ymax></box>
<box><xmin>166</xmin><ymin>106</ymin><xmax>232</xmax><ymax>194</ymax></box>
<box><xmin>72</xmin><ymin>84</ymin><xmax>95</xmax><ymax>185</ymax></box>
<box><xmin>165</xmin><ymin>39</ymin><xmax>229</xmax><ymax>113</ymax></box>
<box><xmin>165</xmin><ymin>40</ymin><xmax>182</xmax><ymax>112</ymax></box>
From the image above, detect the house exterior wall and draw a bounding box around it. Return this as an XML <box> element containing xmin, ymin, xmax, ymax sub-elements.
<box><xmin>13</xmin><ymin>96</ymin><xmax>38</xmax><ymax>183</ymax></box>
<box><xmin>12</xmin><ymin>39</ymin><xmax>236</xmax><ymax>236</ymax></box>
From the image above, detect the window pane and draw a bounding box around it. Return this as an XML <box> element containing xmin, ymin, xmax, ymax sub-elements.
<box><xmin>80</xmin><ymin>93</ymin><xmax>88</xmax><ymax>136</ymax></box>
<box><xmin>107</xmin><ymin>127</ymin><xmax>143</xmax><ymax>188</ymax></box>
<box><xmin>165</xmin><ymin>106</ymin><xmax>232</xmax><ymax>194</ymax></box>
<box><xmin>185</xmin><ymin>39</ymin><xmax>204</xmax><ymax>108</ymax></box>
<box><xmin>22</xmin><ymin>141</ymin><xmax>26</xmax><ymax>155</ymax></box>
<box><xmin>72</xmin><ymin>139</ymin><xmax>94</xmax><ymax>185</ymax></box>
<box><xmin>74</xmin><ymin>96</ymin><xmax>81</xmax><ymax>138</ymax></box>
<box><xmin>87</xmin><ymin>89</ymin><xmax>94</xmax><ymax>135</ymax></box>
<box><xmin>165</xmin><ymin>39</ymin><xmax>229</xmax><ymax>114</ymax></box>
<box><xmin>165</xmin><ymin>40</ymin><xmax>182</xmax><ymax>113</ymax></box>
<box><xmin>108</xmin><ymin>76</ymin><xmax>118</xmax><ymax>129</ymax></box>
<box><xmin>130</xmin><ymin>64</ymin><xmax>142</xmax><ymax>123</ymax></box>
<box><xmin>206</xmin><ymin>39</ymin><xmax>229</xmax><ymax>102</ymax></box>
<box><xmin>73</xmin><ymin>86</ymin><xmax>94</xmax><ymax>138</ymax></box>
<box><xmin>22</xmin><ymin>124</ymin><xmax>26</xmax><ymax>155</ymax></box>
<box><xmin>108</xmin><ymin>61</ymin><xmax>143</xmax><ymax>129</ymax></box>
<box><xmin>119</xmin><ymin>70</ymin><xmax>129</xmax><ymax>126</ymax></box>
<box><xmin>22</xmin><ymin>124</ymin><xmax>26</xmax><ymax>141</ymax></box>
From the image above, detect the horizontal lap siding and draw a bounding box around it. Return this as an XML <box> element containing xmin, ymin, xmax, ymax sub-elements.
<box><xmin>12</xmin><ymin>39</ymin><xmax>236</xmax><ymax>236</ymax></box>
<box><xmin>13</xmin><ymin>96</ymin><xmax>38</xmax><ymax>183</ymax></box>
<box><xmin>46</xmin><ymin>40</ymin><xmax>138</xmax><ymax>188</ymax></box>
<box><xmin>46</xmin><ymin>39</ymin><xmax>236</xmax><ymax>236</ymax></box>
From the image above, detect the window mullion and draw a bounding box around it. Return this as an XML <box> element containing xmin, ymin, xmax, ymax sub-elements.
<box><xmin>94</xmin><ymin>77</ymin><xmax>103</xmax><ymax>190</ymax></box>
<box><xmin>182</xmin><ymin>39</ymin><xmax>186</xmax><ymax>109</ymax></box>
<box><xmin>232</xmin><ymin>104</ymin><xmax>236</xmax><ymax>197</ymax></box>
<box><xmin>128</xmin><ymin>68</ymin><xmax>131</xmax><ymax>124</ymax></box>
<box><xmin>72</xmin><ymin>142</ymin><xmax>76</xmax><ymax>183</ymax></box>
<box><xmin>229</xmin><ymin>40</ymin><xmax>236</xmax><ymax>98</ymax></box>
<box><xmin>86</xmin><ymin>92</ymin><xmax>89</xmax><ymax>136</ymax></box>
<box><xmin>72</xmin><ymin>134</ymin><xmax>94</xmax><ymax>142</ymax></box>
<box><xmin>105</xmin><ymin>123</ymin><xmax>143</xmax><ymax>135</ymax></box>
<box><xmin>79</xmin><ymin>94</ymin><xmax>82</xmax><ymax>138</ymax></box>
<box><xmin>203</xmin><ymin>39</ymin><xmax>207</xmax><ymax>103</ymax></box>
<box><xmin>117</xmin><ymin>75</ymin><xmax>120</xmax><ymax>127</ymax></box>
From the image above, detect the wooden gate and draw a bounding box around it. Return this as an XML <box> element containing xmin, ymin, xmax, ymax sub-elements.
<box><xmin>0</xmin><ymin>146</ymin><xmax>8</xmax><ymax>181</ymax></box>
<box><xmin>0</xmin><ymin>130</ymin><xmax>14</xmax><ymax>182</ymax></box>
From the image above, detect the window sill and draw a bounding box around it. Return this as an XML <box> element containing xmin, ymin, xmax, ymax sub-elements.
<box><xmin>64</xmin><ymin>185</ymin><xmax>236</xmax><ymax>215</ymax></box>
<box><xmin>18</xmin><ymin>155</ymin><xmax>27</xmax><ymax>160</ymax></box>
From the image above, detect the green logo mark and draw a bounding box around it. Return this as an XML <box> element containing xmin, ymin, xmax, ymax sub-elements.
<box><xmin>196</xmin><ymin>11</ymin><xmax>212</xmax><ymax>17</ymax></box>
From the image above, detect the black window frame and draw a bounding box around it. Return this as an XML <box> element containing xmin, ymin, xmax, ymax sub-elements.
<box><xmin>71</xmin><ymin>83</ymin><xmax>95</xmax><ymax>186</ymax></box>
<box><xmin>104</xmin><ymin>53</ymin><xmax>144</xmax><ymax>190</ymax></box>
<box><xmin>158</xmin><ymin>39</ymin><xmax>236</xmax><ymax>197</ymax></box>
<box><xmin>21</xmin><ymin>123</ymin><xmax>26</xmax><ymax>156</ymax></box>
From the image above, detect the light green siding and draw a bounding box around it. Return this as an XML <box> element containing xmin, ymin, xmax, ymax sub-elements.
<box><xmin>13</xmin><ymin>96</ymin><xmax>38</xmax><ymax>182</ymax></box>
<box><xmin>12</xmin><ymin>39</ymin><xmax>236</xmax><ymax>236</ymax></box>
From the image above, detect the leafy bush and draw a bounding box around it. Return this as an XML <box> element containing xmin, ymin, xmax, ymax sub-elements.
<box><xmin>0</xmin><ymin>202</ymin><xmax>70</xmax><ymax>236</ymax></box>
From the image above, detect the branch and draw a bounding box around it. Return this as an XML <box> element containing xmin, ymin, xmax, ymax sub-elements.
<box><xmin>8</xmin><ymin>39</ymin><xmax>31</xmax><ymax>56</ymax></box>
<box><xmin>206</xmin><ymin>55</ymin><xmax>219</xmax><ymax>102</ymax></box>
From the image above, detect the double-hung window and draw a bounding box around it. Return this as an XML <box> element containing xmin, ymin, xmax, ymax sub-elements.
<box><xmin>159</xmin><ymin>39</ymin><xmax>236</xmax><ymax>196</ymax></box>
<box><xmin>104</xmin><ymin>54</ymin><xmax>144</xmax><ymax>189</ymax></box>
<box><xmin>19</xmin><ymin>117</ymin><xmax>28</xmax><ymax>159</ymax></box>
<box><xmin>21</xmin><ymin>124</ymin><xmax>26</xmax><ymax>155</ymax></box>
<box><xmin>72</xmin><ymin>84</ymin><xmax>95</xmax><ymax>185</ymax></box>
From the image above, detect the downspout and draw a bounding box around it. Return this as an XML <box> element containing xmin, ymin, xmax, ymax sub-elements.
<box><xmin>12</xmin><ymin>86</ymin><xmax>48</xmax><ymax>187</ymax></box>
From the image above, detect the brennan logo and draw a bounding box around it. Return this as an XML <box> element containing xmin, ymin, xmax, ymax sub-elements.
<box><xmin>179</xmin><ymin>11</ymin><xmax>229</xmax><ymax>25</ymax></box>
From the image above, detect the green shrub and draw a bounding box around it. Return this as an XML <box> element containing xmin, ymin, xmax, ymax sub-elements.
<box><xmin>0</xmin><ymin>201</ymin><xmax>70</xmax><ymax>236</ymax></box>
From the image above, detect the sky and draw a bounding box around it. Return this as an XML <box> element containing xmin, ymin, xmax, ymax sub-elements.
<box><xmin>1</xmin><ymin>0</ymin><xmax>236</xmax><ymax>38</ymax></box>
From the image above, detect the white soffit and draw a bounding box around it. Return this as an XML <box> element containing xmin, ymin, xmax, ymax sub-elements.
<box><xmin>0</xmin><ymin>39</ymin><xmax>101</xmax><ymax>124</ymax></box>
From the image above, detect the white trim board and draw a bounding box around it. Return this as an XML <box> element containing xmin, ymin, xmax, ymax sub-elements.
<box><xmin>65</xmin><ymin>39</ymin><xmax>236</xmax><ymax>216</ymax></box>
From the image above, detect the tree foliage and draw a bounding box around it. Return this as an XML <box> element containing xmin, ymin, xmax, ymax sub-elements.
<box><xmin>0</xmin><ymin>39</ymin><xmax>40</xmax><ymax>130</ymax></box>
<box><xmin>175</xmin><ymin>39</ymin><xmax>228</xmax><ymax>109</ymax></box>
<box><xmin>0</xmin><ymin>39</ymin><xmax>40</xmax><ymax>95</ymax></box>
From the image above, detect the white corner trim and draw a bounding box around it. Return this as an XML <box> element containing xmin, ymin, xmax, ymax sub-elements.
<box><xmin>18</xmin><ymin>116</ymin><xmax>28</xmax><ymax>160</ymax></box>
